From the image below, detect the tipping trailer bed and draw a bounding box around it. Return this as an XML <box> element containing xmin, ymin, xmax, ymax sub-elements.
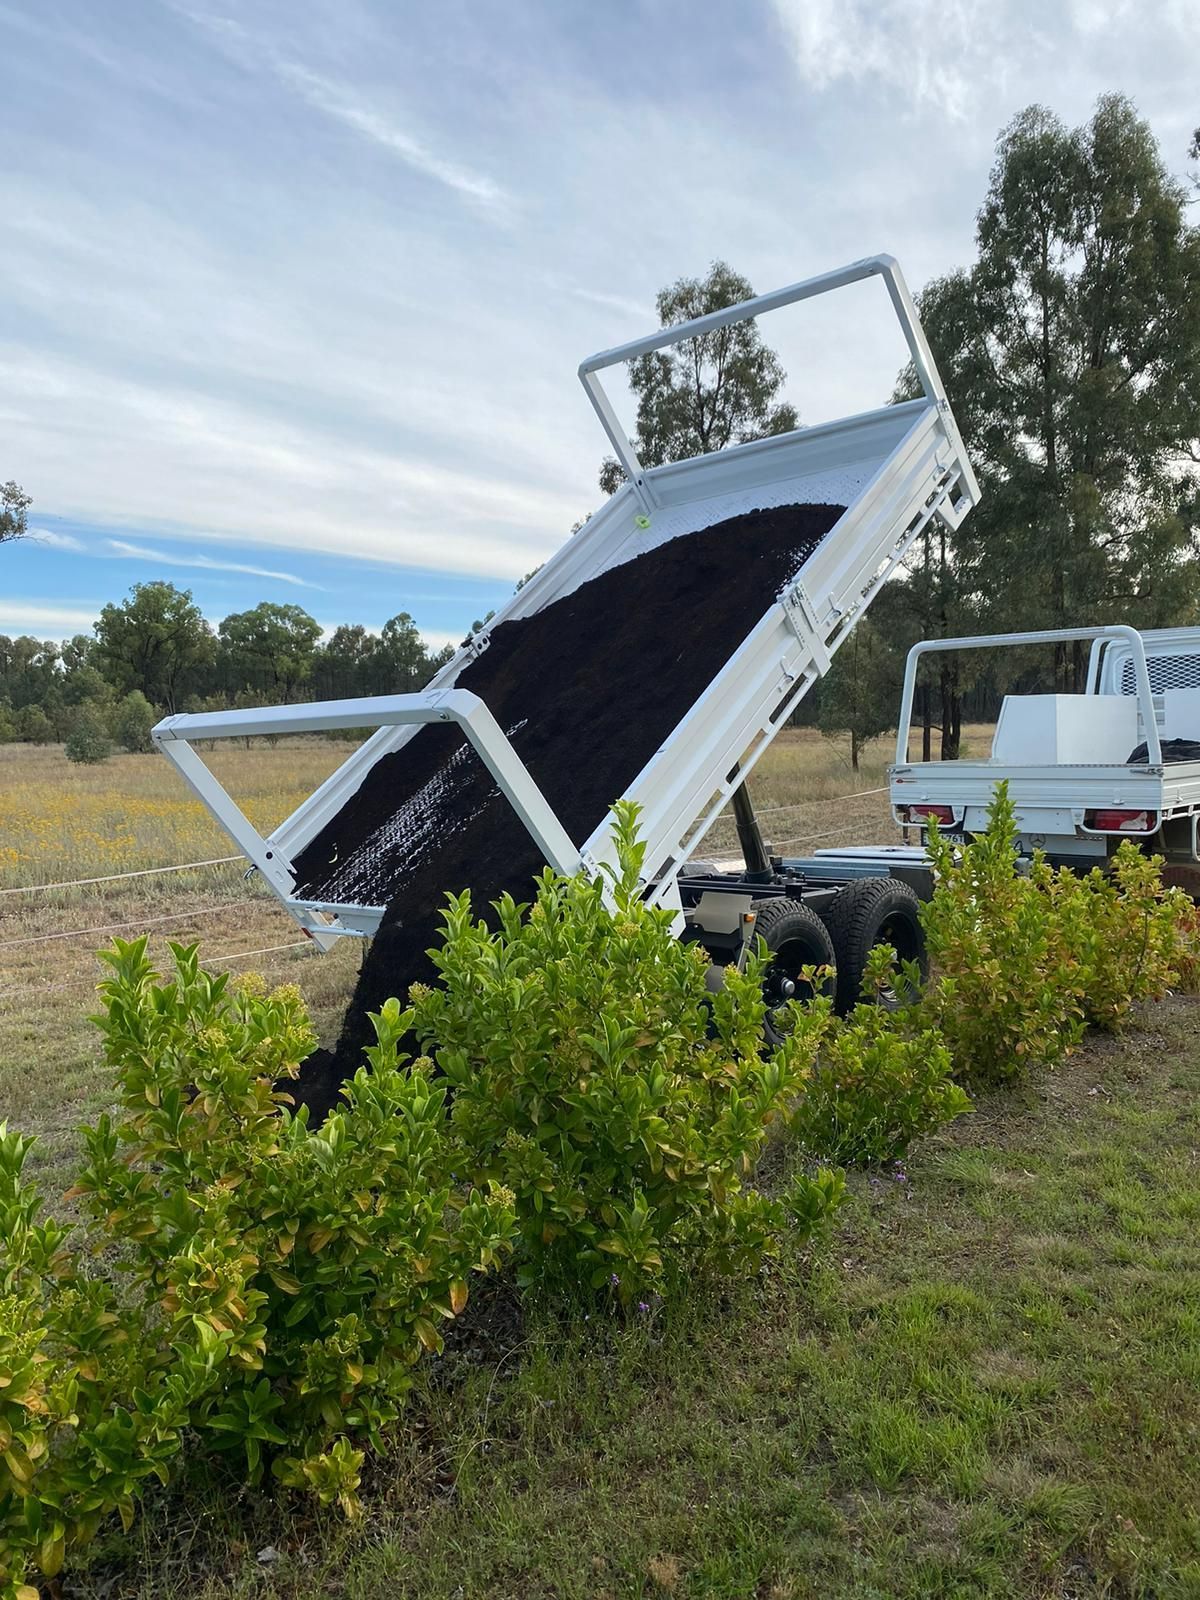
<box><xmin>153</xmin><ymin>255</ymin><xmax>979</xmax><ymax>948</ymax></box>
<box><xmin>890</xmin><ymin>626</ymin><xmax>1200</xmax><ymax>869</ymax></box>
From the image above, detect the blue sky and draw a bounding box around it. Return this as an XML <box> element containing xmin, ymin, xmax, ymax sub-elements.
<box><xmin>2</xmin><ymin>0</ymin><xmax>1197</xmax><ymax>651</ymax></box>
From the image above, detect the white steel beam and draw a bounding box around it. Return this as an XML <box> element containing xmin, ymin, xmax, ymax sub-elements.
<box><xmin>152</xmin><ymin>687</ymin><xmax>584</xmax><ymax>942</ymax></box>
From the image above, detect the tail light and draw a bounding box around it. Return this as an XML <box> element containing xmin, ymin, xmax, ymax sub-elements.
<box><xmin>904</xmin><ymin>804</ymin><xmax>955</xmax><ymax>827</ymax></box>
<box><xmin>1085</xmin><ymin>809</ymin><xmax>1158</xmax><ymax>833</ymax></box>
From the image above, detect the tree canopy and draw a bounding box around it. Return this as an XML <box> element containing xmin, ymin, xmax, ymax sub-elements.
<box><xmin>1</xmin><ymin>480</ymin><xmax>31</xmax><ymax>546</ymax></box>
<box><xmin>0</xmin><ymin>583</ymin><xmax>453</xmax><ymax>748</ymax></box>
<box><xmin>903</xmin><ymin>95</ymin><xmax>1200</xmax><ymax>694</ymax></box>
<box><xmin>94</xmin><ymin>583</ymin><xmax>216</xmax><ymax>716</ymax></box>
<box><xmin>218</xmin><ymin>603</ymin><xmax>323</xmax><ymax>704</ymax></box>
<box><xmin>599</xmin><ymin>262</ymin><xmax>798</xmax><ymax>494</ymax></box>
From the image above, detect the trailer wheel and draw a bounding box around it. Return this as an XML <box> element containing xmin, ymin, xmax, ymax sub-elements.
<box><xmin>821</xmin><ymin>877</ymin><xmax>926</xmax><ymax>1015</ymax></box>
<box><xmin>750</xmin><ymin>897</ymin><xmax>836</xmax><ymax>1043</ymax></box>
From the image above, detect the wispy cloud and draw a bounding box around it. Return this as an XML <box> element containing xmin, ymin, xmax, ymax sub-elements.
<box><xmin>1</xmin><ymin>346</ymin><xmax>583</xmax><ymax>582</ymax></box>
<box><xmin>0</xmin><ymin>601</ymin><xmax>103</xmax><ymax>638</ymax></box>
<box><xmin>171</xmin><ymin>5</ymin><xmax>510</xmax><ymax>216</ymax></box>
<box><xmin>279</xmin><ymin>64</ymin><xmax>511</xmax><ymax>214</ymax></box>
<box><xmin>566</xmin><ymin>284</ymin><xmax>654</xmax><ymax>322</ymax></box>
<box><xmin>30</xmin><ymin>527</ymin><xmax>86</xmax><ymax>553</ymax></box>
<box><xmin>104</xmin><ymin>538</ymin><xmax>318</xmax><ymax>588</ymax></box>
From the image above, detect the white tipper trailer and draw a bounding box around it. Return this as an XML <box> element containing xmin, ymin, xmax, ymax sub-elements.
<box><xmin>154</xmin><ymin>254</ymin><xmax>981</xmax><ymax>1016</ymax></box>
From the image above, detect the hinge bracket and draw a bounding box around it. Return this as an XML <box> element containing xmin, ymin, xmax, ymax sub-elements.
<box><xmin>781</xmin><ymin>583</ymin><xmax>832</xmax><ymax>675</ymax></box>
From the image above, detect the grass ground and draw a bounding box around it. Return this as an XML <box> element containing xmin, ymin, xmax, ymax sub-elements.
<box><xmin>82</xmin><ymin>996</ymin><xmax>1200</xmax><ymax>1600</ymax></box>
<box><xmin>0</xmin><ymin>737</ymin><xmax>364</xmax><ymax>1191</ymax></box>
<box><xmin>16</xmin><ymin>724</ymin><xmax>1193</xmax><ymax>1600</ymax></box>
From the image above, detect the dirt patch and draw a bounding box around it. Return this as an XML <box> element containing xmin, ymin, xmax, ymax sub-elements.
<box><xmin>288</xmin><ymin>503</ymin><xmax>844</xmax><ymax>1117</ymax></box>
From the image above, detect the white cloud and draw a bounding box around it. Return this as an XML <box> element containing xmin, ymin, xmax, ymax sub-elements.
<box><xmin>414</xmin><ymin>627</ymin><xmax>467</xmax><ymax>653</ymax></box>
<box><xmin>0</xmin><ymin>602</ymin><xmax>102</xmax><ymax>638</ymax></box>
<box><xmin>7</xmin><ymin>0</ymin><xmax>1199</xmax><ymax>623</ymax></box>
<box><xmin>767</xmin><ymin>0</ymin><xmax>1000</xmax><ymax>119</ymax></box>
<box><xmin>279</xmin><ymin>64</ymin><xmax>511</xmax><ymax>214</ymax></box>
<box><xmin>104</xmin><ymin>538</ymin><xmax>317</xmax><ymax>588</ymax></box>
<box><xmin>171</xmin><ymin>5</ymin><xmax>510</xmax><ymax>216</ymax></box>
<box><xmin>29</xmin><ymin>527</ymin><xmax>85</xmax><ymax>552</ymax></box>
<box><xmin>0</xmin><ymin>347</ymin><xmax>583</xmax><ymax>583</ymax></box>
<box><xmin>768</xmin><ymin>0</ymin><xmax>1200</xmax><ymax>124</ymax></box>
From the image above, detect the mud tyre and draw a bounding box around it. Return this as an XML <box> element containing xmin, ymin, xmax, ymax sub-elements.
<box><xmin>821</xmin><ymin>877</ymin><xmax>927</xmax><ymax>1015</ymax></box>
<box><xmin>750</xmin><ymin>896</ymin><xmax>836</xmax><ymax>1045</ymax></box>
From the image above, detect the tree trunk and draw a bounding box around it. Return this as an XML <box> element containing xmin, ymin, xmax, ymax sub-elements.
<box><xmin>939</xmin><ymin>657</ymin><xmax>963</xmax><ymax>760</ymax></box>
<box><xmin>921</xmin><ymin>682</ymin><xmax>933</xmax><ymax>761</ymax></box>
<box><xmin>850</xmin><ymin>728</ymin><xmax>860</xmax><ymax>772</ymax></box>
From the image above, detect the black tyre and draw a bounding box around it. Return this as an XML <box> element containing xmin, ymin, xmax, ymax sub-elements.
<box><xmin>751</xmin><ymin>896</ymin><xmax>837</xmax><ymax>1043</ymax></box>
<box><xmin>821</xmin><ymin>877</ymin><xmax>926</xmax><ymax>1015</ymax></box>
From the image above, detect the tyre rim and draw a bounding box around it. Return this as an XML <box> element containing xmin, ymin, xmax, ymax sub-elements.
<box><xmin>763</xmin><ymin>936</ymin><xmax>829</xmax><ymax>1031</ymax></box>
<box><xmin>873</xmin><ymin>912</ymin><xmax>922</xmax><ymax>1004</ymax></box>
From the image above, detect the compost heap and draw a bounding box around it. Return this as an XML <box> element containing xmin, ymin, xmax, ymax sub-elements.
<box><xmin>288</xmin><ymin>502</ymin><xmax>844</xmax><ymax>1122</ymax></box>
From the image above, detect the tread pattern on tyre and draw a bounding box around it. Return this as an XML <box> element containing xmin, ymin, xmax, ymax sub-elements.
<box><xmin>750</xmin><ymin>896</ymin><xmax>836</xmax><ymax>1044</ymax></box>
<box><xmin>820</xmin><ymin>877</ymin><xmax>926</xmax><ymax>1015</ymax></box>
<box><xmin>750</xmin><ymin>896</ymin><xmax>836</xmax><ymax>1000</ymax></box>
<box><xmin>751</xmin><ymin>896</ymin><xmax>837</xmax><ymax>967</ymax></box>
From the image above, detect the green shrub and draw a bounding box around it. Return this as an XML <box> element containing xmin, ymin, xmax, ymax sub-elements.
<box><xmin>1049</xmin><ymin>842</ymin><xmax>1194</xmax><ymax>1032</ymax></box>
<box><xmin>790</xmin><ymin>946</ymin><xmax>972</xmax><ymax>1166</ymax></box>
<box><xmin>0</xmin><ymin>941</ymin><xmax>515</xmax><ymax>1595</ymax></box>
<box><xmin>63</xmin><ymin>705</ymin><xmax>111</xmax><ymax>765</ymax></box>
<box><xmin>921</xmin><ymin>784</ymin><xmax>1086</xmax><ymax>1085</ymax></box>
<box><xmin>12</xmin><ymin>706</ymin><xmax>53</xmax><ymax>746</ymax></box>
<box><xmin>112</xmin><ymin>691</ymin><xmax>156</xmax><ymax>754</ymax></box>
<box><xmin>409</xmin><ymin>802</ymin><xmax>844</xmax><ymax>1303</ymax></box>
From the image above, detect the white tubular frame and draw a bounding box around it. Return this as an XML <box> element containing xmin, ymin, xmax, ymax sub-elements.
<box><xmin>153</xmin><ymin>689</ymin><xmax>583</xmax><ymax>950</ymax></box>
<box><xmin>578</xmin><ymin>252</ymin><xmax>980</xmax><ymax>518</ymax></box>
<box><xmin>895</xmin><ymin>625</ymin><xmax>1163</xmax><ymax>767</ymax></box>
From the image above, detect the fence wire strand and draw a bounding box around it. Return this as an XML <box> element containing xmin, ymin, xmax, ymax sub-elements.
<box><xmin>0</xmin><ymin>938</ymin><xmax>312</xmax><ymax>1006</ymax></box>
<box><xmin>0</xmin><ymin>856</ymin><xmax>243</xmax><ymax>896</ymax></box>
<box><xmin>0</xmin><ymin>898</ymin><xmax>262</xmax><ymax>951</ymax></box>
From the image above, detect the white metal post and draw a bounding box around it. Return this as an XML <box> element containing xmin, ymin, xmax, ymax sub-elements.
<box><xmin>577</xmin><ymin>253</ymin><xmax>981</xmax><ymax>519</ymax></box>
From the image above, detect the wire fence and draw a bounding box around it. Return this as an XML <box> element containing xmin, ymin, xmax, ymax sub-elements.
<box><xmin>0</xmin><ymin>856</ymin><xmax>243</xmax><ymax>897</ymax></box>
<box><xmin>0</xmin><ymin>898</ymin><xmax>263</xmax><ymax>952</ymax></box>
<box><xmin>0</xmin><ymin>787</ymin><xmax>894</xmax><ymax>900</ymax></box>
<box><xmin>0</xmin><ymin>783</ymin><xmax>896</xmax><ymax>1008</ymax></box>
<box><xmin>0</xmin><ymin>937</ymin><xmax>313</xmax><ymax>1007</ymax></box>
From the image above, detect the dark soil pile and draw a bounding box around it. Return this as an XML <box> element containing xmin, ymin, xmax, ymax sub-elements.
<box><xmin>1127</xmin><ymin>737</ymin><xmax>1200</xmax><ymax>764</ymax></box>
<box><xmin>288</xmin><ymin>502</ymin><xmax>844</xmax><ymax>1122</ymax></box>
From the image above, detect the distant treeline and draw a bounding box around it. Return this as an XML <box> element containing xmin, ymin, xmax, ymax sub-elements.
<box><xmin>0</xmin><ymin>584</ymin><xmax>455</xmax><ymax>755</ymax></box>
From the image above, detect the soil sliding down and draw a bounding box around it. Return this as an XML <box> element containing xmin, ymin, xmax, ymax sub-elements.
<box><xmin>288</xmin><ymin>502</ymin><xmax>845</xmax><ymax>1122</ymax></box>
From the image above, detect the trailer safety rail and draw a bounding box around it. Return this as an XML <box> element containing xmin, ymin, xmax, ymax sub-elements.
<box><xmin>894</xmin><ymin>625</ymin><xmax>1163</xmax><ymax>768</ymax></box>
<box><xmin>578</xmin><ymin>253</ymin><xmax>979</xmax><ymax>520</ymax></box>
<box><xmin>154</xmin><ymin>689</ymin><xmax>586</xmax><ymax>949</ymax></box>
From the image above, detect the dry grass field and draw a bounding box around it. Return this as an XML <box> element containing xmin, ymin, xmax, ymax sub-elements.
<box><xmin>0</xmin><ymin>717</ymin><xmax>1006</xmax><ymax>1199</ymax></box>
<box><xmin>0</xmin><ymin>724</ymin><xmax>930</xmax><ymax>1183</ymax></box>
